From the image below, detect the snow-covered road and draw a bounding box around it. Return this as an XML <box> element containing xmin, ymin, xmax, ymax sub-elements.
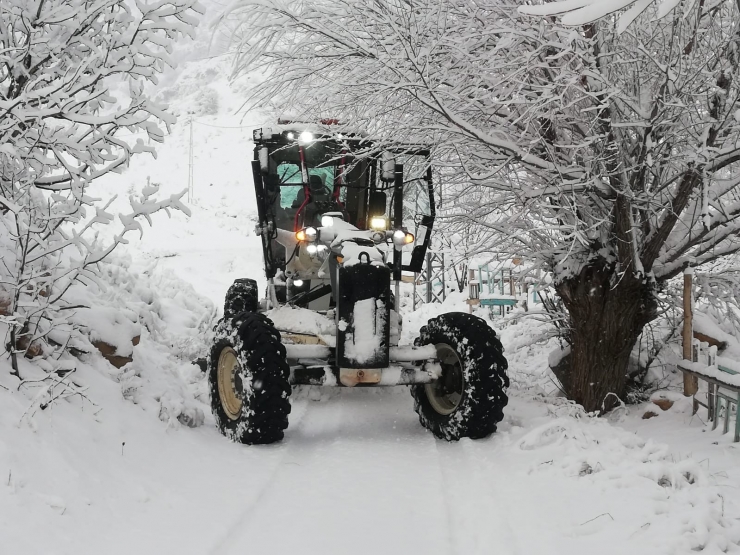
<box><xmin>196</xmin><ymin>389</ymin><xmax>740</xmax><ymax>555</ymax></box>
<box><xmin>208</xmin><ymin>390</ymin><xmax>461</xmax><ymax>555</ymax></box>
<box><xmin>10</xmin><ymin>382</ymin><xmax>738</xmax><ymax>555</ymax></box>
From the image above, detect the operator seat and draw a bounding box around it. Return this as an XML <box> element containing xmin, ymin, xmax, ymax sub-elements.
<box><xmin>302</xmin><ymin>175</ymin><xmax>331</xmax><ymax>227</ymax></box>
<box><xmin>294</xmin><ymin>175</ymin><xmax>350</xmax><ymax>228</ymax></box>
<box><xmin>291</xmin><ymin>175</ymin><xmax>328</xmax><ymax>209</ymax></box>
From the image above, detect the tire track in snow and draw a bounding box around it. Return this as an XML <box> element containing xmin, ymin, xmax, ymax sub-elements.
<box><xmin>435</xmin><ymin>437</ymin><xmax>521</xmax><ymax>555</ymax></box>
<box><xmin>213</xmin><ymin>388</ymin><xmax>452</xmax><ymax>555</ymax></box>
<box><xmin>208</xmin><ymin>392</ymin><xmax>349</xmax><ymax>554</ymax></box>
<box><xmin>429</xmin><ymin>434</ymin><xmax>460</xmax><ymax>555</ymax></box>
<box><xmin>205</xmin><ymin>396</ymin><xmax>313</xmax><ymax>554</ymax></box>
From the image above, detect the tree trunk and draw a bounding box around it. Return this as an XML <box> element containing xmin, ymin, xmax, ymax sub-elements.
<box><xmin>554</xmin><ymin>262</ymin><xmax>657</xmax><ymax>412</ymax></box>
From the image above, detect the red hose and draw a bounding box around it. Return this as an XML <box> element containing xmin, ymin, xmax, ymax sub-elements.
<box><xmin>295</xmin><ymin>145</ymin><xmax>310</xmax><ymax>230</ymax></box>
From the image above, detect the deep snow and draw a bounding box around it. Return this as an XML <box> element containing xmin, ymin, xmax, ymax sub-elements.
<box><xmin>4</xmin><ymin>7</ymin><xmax>740</xmax><ymax>554</ymax></box>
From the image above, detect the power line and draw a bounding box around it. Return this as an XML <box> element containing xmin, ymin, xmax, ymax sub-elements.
<box><xmin>188</xmin><ymin>118</ymin><xmax>194</xmax><ymax>203</ymax></box>
<box><xmin>192</xmin><ymin>120</ymin><xmax>254</xmax><ymax>129</ymax></box>
<box><xmin>189</xmin><ymin>50</ymin><xmax>239</xmax><ymax>62</ymax></box>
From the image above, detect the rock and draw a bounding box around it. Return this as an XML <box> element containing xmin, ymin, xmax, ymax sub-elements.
<box><xmin>23</xmin><ymin>340</ymin><xmax>43</xmax><ymax>359</ymax></box>
<box><xmin>192</xmin><ymin>357</ymin><xmax>207</xmax><ymax>373</ymax></box>
<box><xmin>177</xmin><ymin>407</ymin><xmax>205</xmax><ymax>428</ymax></box>
<box><xmin>93</xmin><ymin>339</ymin><xmax>136</xmax><ymax>369</ymax></box>
<box><xmin>642</xmin><ymin>411</ymin><xmax>658</xmax><ymax>419</ymax></box>
<box><xmin>93</xmin><ymin>335</ymin><xmax>140</xmax><ymax>368</ymax></box>
<box><xmin>652</xmin><ymin>398</ymin><xmax>674</xmax><ymax>411</ymax></box>
<box><xmin>158</xmin><ymin>394</ymin><xmax>205</xmax><ymax>428</ymax></box>
<box><xmin>15</xmin><ymin>328</ymin><xmax>44</xmax><ymax>359</ymax></box>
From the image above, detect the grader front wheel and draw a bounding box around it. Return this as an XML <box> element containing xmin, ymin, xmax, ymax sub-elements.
<box><xmin>411</xmin><ymin>312</ymin><xmax>509</xmax><ymax>441</ymax></box>
<box><xmin>208</xmin><ymin>312</ymin><xmax>291</xmax><ymax>444</ymax></box>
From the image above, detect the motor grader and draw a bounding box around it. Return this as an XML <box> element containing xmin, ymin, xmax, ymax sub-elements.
<box><xmin>208</xmin><ymin>122</ymin><xmax>509</xmax><ymax>444</ymax></box>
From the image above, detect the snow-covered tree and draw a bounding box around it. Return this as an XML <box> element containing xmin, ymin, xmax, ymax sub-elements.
<box><xmin>518</xmin><ymin>0</ymin><xmax>703</xmax><ymax>31</ymax></box>
<box><xmin>0</xmin><ymin>0</ymin><xmax>202</xmax><ymax>377</ymax></box>
<box><xmin>223</xmin><ymin>0</ymin><xmax>740</xmax><ymax>411</ymax></box>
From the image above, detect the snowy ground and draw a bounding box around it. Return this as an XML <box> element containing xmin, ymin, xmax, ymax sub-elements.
<box><xmin>4</xmin><ymin>8</ymin><xmax>740</xmax><ymax>554</ymax></box>
<box><xmin>5</xmin><ymin>319</ymin><xmax>740</xmax><ymax>554</ymax></box>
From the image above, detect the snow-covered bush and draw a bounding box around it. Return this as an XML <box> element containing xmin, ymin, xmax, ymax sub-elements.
<box><xmin>0</xmin><ymin>0</ymin><xmax>203</xmax><ymax>382</ymax></box>
<box><xmin>10</xmin><ymin>252</ymin><xmax>215</xmax><ymax>428</ymax></box>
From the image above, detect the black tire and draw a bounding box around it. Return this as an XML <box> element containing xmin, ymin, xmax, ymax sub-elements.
<box><xmin>411</xmin><ymin>312</ymin><xmax>509</xmax><ymax>441</ymax></box>
<box><xmin>224</xmin><ymin>278</ymin><xmax>259</xmax><ymax>318</ymax></box>
<box><xmin>208</xmin><ymin>312</ymin><xmax>291</xmax><ymax>444</ymax></box>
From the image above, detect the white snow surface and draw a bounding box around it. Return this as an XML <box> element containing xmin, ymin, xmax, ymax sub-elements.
<box><xmin>267</xmin><ymin>305</ymin><xmax>335</xmax><ymax>336</ymax></box>
<box><xmin>4</xmin><ymin>8</ymin><xmax>740</xmax><ymax>554</ymax></box>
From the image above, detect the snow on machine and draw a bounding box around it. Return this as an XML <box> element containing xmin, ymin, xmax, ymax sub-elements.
<box><xmin>208</xmin><ymin>122</ymin><xmax>509</xmax><ymax>443</ymax></box>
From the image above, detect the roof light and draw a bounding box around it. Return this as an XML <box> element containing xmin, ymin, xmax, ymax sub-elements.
<box><xmin>299</xmin><ymin>131</ymin><xmax>314</xmax><ymax>142</ymax></box>
<box><xmin>293</xmin><ymin>279</ymin><xmax>304</xmax><ymax>287</ymax></box>
<box><xmin>286</xmin><ymin>132</ymin><xmax>295</xmax><ymax>140</ymax></box>
<box><xmin>370</xmin><ymin>217</ymin><xmax>387</xmax><ymax>231</ymax></box>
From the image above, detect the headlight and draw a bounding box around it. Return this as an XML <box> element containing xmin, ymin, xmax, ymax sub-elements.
<box><xmin>321</xmin><ymin>215</ymin><xmax>335</xmax><ymax>227</ymax></box>
<box><xmin>370</xmin><ymin>217</ymin><xmax>387</xmax><ymax>230</ymax></box>
<box><xmin>306</xmin><ymin>244</ymin><xmax>318</xmax><ymax>255</ymax></box>
<box><xmin>296</xmin><ymin>227</ymin><xmax>318</xmax><ymax>242</ymax></box>
<box><xmin>392</xmin><ymin>229</ymin><xmax>414</xmax><ymax>247</ymax></box>
<box><xmin>299</xmin><ymin>131</ymin><xmax>314</xmax><ymax>142</ymax></box>
<box><xmin>293</xmin><ymin>279</ymin><xmax>304</xmax><ymax>287</ymax></box>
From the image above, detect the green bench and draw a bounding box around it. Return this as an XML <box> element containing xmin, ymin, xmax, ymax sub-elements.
<box><xmin>678</xmin><ymin>342</ymin><xmax>740</xmax><ymax>441</ymax></box>
<box><xmin>479</xmin><ymin>296</ymin><xmax>519</xmax><ymax>317</ymax></box>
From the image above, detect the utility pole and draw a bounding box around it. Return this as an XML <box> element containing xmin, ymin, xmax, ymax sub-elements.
<box><xmin>188</xmin><ymin>118</ymin><xmax>194</xmax><ymax>203</ymax></box>
<box><xmin>683</xmin><ymin>267</ymin><xmax>697</xmax><ymax>397</ymax></box>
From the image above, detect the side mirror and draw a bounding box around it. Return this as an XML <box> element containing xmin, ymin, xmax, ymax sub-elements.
<box><xmin>368</xmin><ymin>191</ymin><xmax>387</xmax><ymax>216</ymax></box>
<box><xmin>259</xmin><ymin>147</ymin><xmax>269</xmax><ymax>175</ymax></box>
<box><xmin>380</xmin><ymin>152</ymin><xmax>395</xmax><ymax>182</ymax></box>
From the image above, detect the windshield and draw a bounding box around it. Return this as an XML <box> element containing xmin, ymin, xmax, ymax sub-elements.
<box><xmin>267</xmin><ymin>141</ymin><xmax>367</xmax><ymax>229</ymax></box>
<box><xmin>277</xmin><ymin>162</ymin><xmax>337</xmax><ymax>209</ymax></box>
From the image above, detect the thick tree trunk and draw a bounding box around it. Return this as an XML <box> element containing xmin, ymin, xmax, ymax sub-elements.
<box><xmin>554</xmin><ymin>262</ymin><xmax>657</xmax><ymax>412</ymax></box>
